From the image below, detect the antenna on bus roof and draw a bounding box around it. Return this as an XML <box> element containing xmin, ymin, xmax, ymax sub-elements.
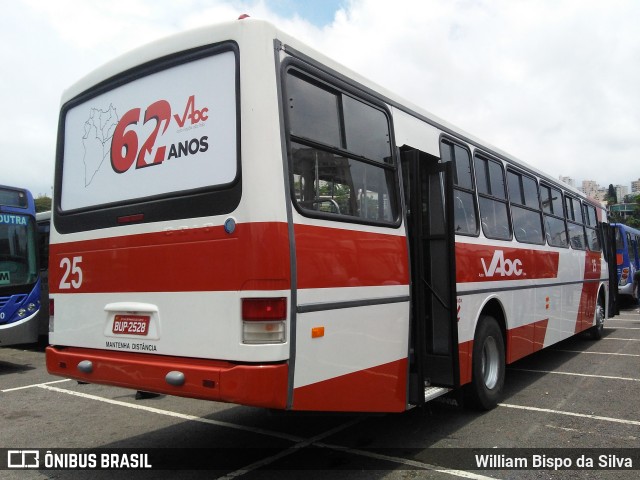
<box><xmin>238</xmin><ymin>14</ymin><xmax>250</xmax><ymax>20</ymax></box>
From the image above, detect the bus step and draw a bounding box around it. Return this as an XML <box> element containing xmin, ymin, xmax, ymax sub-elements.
<box><xmin>424</xmin><ymin>386</ymin><xmax>450</xmax><ymax>403</ymax></box>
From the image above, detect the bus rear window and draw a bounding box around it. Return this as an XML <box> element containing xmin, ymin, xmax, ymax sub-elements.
<box><xmin>55</xmin><ymin>44</ymin><xmax>240</xmax><ymax>232</ymax></box>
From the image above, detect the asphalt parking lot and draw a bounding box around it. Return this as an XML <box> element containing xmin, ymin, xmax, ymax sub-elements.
<box><xmin>1</xmin><ymin>307</ymin><xmax>639</xmax><ymax>479</ymax></box>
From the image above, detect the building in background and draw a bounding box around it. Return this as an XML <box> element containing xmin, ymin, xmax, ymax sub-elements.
<box><xmin>559</xmin><ymin>175</ymin><xmax>576</xmax><ymax>188</ymax></box>
<box><xmin>616</xmin><ymin>185</ymin><xmax>629</xmax><ymax>202</ymax></box>
<box><xmin>610</xmin><ymin>203</ymin><xmax>637</xmax><ymax>220</ymax></box>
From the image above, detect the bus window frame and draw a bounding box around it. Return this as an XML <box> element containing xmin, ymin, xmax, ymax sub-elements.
<box><xmin>473</xmin><ymin>152</ymin><xmax>512</xmax><ymax>241</ymax></box>
<box><xmin>564</xmin><ymin>194</ymin><xmax>587</xmax><ymax>251</ymax></box>
<box><xmin>583</xmin><ymin>202</ymin><xmax>602</xmax><ymax>252</ymax></box>
<box><xmin>282</xmin><ymin>60</ymin><xmax>401</xmax><ymax>229</ymax></box>
<box><xmin>539</xmin><ymin>181</ymin><xmax>569</xmax><ymax>248</ymax></box>
<box><xmin>506</xmin><ymin>167</ymin><xmax>545</xmax><ymax>245</ymax></box>
<box><xmin>440</xmin><ymin>137</ymin><xmax>479</xmax><ymax>237</ymax></box>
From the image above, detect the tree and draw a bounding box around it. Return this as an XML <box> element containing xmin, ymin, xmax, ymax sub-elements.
<box><xmin>34</xmin><ymin>194</ymin><xmax>52</xmax><ymax>213</ymax></box>
<box><xmin>607</xmin><ymin>184</ymin><xmax>617</xmax><ymax>205</ymax></box>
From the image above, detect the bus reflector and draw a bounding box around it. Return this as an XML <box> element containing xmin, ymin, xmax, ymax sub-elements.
<box><xmin>241</xmin><ymin>298</ymin><xmax>286</xmax><ymax>344</ymax></box>
<box><xmin>117</xmin><ymin>213</ymin><xmax>144</xmax><ymax>224</ymax></box>
<box><xmin>311</xmin><ymin>326</ymin><xmax>325</xmax><ymax>338</ymax></box>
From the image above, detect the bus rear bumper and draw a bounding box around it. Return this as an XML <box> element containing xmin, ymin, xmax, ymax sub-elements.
<box><xmin>45</xmin><ymin>346</ymin><xmax>289</xmax><ymax>409</ymax></box>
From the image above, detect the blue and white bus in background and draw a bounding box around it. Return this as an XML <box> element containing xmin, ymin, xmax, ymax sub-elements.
<box><xmin>0</xmin><ymin>185</ymin><xmax>41</xmax><ymax>346</ymax></box>
<box><xmin>612</xmin><ymin>223</ymin><xmax>640</xmax><ymax>299</ymax></box>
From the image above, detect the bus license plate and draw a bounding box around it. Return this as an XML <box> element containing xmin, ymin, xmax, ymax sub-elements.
<box><xmin>112</xmin><ymin>315</ymin><xmax>150</xmax><ymax>336</ymax></box>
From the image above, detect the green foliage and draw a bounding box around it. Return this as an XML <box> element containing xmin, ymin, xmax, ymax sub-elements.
<box><xmin>607</xmin><ymin>184</ymin><xmax>617</xmax><ymax>204</ymax></box>
<box><xmin>611</xmin><ymin>194</ymin><xmax>640</xmax><ymax>227</ymax></box>
<box><xmin>34</xmin><ymin>195</ymin><xmax>52</xmax><ymax>213</ymax></box>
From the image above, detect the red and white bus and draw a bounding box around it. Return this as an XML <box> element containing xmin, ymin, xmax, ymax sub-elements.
<box><xmin>46</xmin><ymin>18</ymin><xmax>613</xmax><ymax>412</ymax></box>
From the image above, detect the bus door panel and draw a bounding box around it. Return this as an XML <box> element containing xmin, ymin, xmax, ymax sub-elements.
<box><xmin>401</xmin><ymin>148</ymin><xmax>459</xmax><ymax>402</ymax></box>
<box><xmin>600</xmin><ymin>223</ymin><xmax>619</xmax><ymax>316</ymax></box>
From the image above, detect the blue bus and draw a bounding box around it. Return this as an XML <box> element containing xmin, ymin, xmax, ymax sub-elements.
<box><xmin>0</xmin><ymin>185</ymin><xmax>41</xmax><ymax>346</ymax></box>
<box><xmin>612</xmin><ymin>223</ymin><xmax>640</xmax><ymax>299</ymax></box>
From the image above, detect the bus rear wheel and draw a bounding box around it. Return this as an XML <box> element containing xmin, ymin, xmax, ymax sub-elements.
<box><xmin>587</xmin><ymin>294</ymin><xmax>605</xmax><ymax>340</ymax></box>
<box><xmin>465</xmin><ymin>315</ymin><xmax>505</xmax><ymax>410</ymax></box>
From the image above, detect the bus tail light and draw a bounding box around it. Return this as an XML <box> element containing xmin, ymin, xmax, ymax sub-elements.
<box><xmin>241</xmin><ymin>298</ymin><xmax>286</xmax><ymax>344</ymax></box>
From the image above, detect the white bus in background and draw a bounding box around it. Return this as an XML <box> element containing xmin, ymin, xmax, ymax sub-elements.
<box><xmin>46</xmin><ymin>18</ymin><xmax>614</xmax><ymax>412</ymax></box>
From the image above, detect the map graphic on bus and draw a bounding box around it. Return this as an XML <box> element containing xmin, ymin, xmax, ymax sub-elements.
<box><xmin>82</xmin><ymin>105</ymin><xmax>119</xmax><ymax>187</ymax></box>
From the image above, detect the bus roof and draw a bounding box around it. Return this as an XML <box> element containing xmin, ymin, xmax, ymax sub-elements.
<box><xmin>60</xmin><ymin>18</ymin><xmax>591</xmax><ymax>203</ymax></box>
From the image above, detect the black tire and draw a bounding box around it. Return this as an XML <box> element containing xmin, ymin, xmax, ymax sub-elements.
<box><xmin>587</xmin><ymin>293</ymin><xmax>605</xmax><ymax>340</ymax></box>
<box><xmin>465</xmin><ymin>315</ymin><xmax>505</xmax><ymax>410</ymax></box>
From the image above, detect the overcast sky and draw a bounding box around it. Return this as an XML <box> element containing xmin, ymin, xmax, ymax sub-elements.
<box><xmin>2</xmin><ymin>0</ymin><xmax>639</xmax><ymax>197</ymax></box>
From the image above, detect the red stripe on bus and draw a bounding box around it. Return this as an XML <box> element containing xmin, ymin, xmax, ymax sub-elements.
<box><xmin>294</xmin><ymin>224</ymin><xmax>409</xmax><ymax>289</ymax></box>
<box><xmin>575</xmin><ymin>250</ymin><xmax>602</xmax><ymax>334</ymax></box>
<box><xmin>507</xmin><ymin>319</ymin><xmax>549</xmax><ymax>363</ymax></box>
<box><xmin>49</xmin><ymin>222</ymin><xmax>291</xmax><ymax>294</ymax></box>
<box><xmin>455</xmin><ymin>243</ymin><xmax>559</xmax><ymax>283</ymax></box>
<box><xmin>46</xmin><ymin>346</ymin><xmax>289</xmax><ymax>409</ymax></box>
<box><xmin>292</xmin><ymin>358</ymin><xmax>408</xmax><ymax>412</ymax></box>
<box><xmin>458</xmin><ymin>340</ymin><xmax>473</xmax><ymax>385</ymax></box>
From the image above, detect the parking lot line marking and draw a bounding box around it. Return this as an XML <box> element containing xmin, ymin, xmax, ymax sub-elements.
<box><xmin>552</xmin><ymin>349</ymin><xmax>640</xmax><ymax>357</ymax></box>
<box><xmin>605</xmin><ymin>326</ymin><xmax>640</xmax><ymax>330</ymax></box>
<box><xmin>218</xmin><ymin>419</ymin><xmax>496</xmax><ymax>480</ymax></box>
<box><xmin>312</xmin><ymin>442</ymin><xmax>498</xmax><ymax>480</ymax></box>
<box><xmin>217</xmin><ymin>418</ymin><xmax>367</xmax><ymax>480</ymax></box>
<box><xmin>38</xmin><ymin>384</ymin><xmax>304</xmax><ymax>443</ymax></box>
<box><xmin>499</xmin><ymin>403</ymin><xmax>640</xmax><ymax>426</ymax></box>
<box><xmin>510</xmin><ymin>368</ymin><xmax>640</xmax><ymax>382</ymax></box>
<box><xmin>1</xmin><ymin>378</ymin><xmax>71</xmax><ymax>393</ymax></box>
<box><xmin>545</xmin><ymin>424</ymin><xmax>638</xmax><ymax>441</ymax></box>
<box><xmin>34</xmin><ymin>385</ymin><xmax>495</xmax><ymax>479</ymax></box>
<box><xmin>602</xmin><ymin>337</ymin><xmax>640</xmax><ymax>341</ymax></box>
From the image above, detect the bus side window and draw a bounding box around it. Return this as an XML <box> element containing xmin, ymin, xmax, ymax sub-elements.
<box><xmin>286</xmin><ymin>70</ymin><xmax>398</xmax><ymax>225</ymax></box>
<box><xmin>440</xmin><ymin>140</ymin><xmax>478</xmax><ymax>236</ymax></box>
<box><xmin>565</xmin><ymin>196</ymin><xmax>587</xmax><ymax>250</ymax></box>
<box><xmin>583</xmin><ymin>203</ymin><xmax>601</xmax><ymax>251</ymax></box>
<box><xmin>37</xmin><ymin>219</ymin><xmax>50</xmax><ymax>270</ymax></box>
<box><xmin>540</xmin><ymin>183</ymin><xmax>568</xmax><ymax>248</ymax></box>
<box><xmin>507</xmin><ymin>169</ymin><xmax>544</xmax><ymax>244</ymax></box>
<box><xmin>474</xmin><ymin>154</ymin><xmax>511</xmax><ymax>241</ymax></box>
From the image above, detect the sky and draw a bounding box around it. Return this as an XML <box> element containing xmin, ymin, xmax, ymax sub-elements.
<box><xmin>2</xmin><ymin>0</ymin><xmax>639</xmax><ymax>198</ymax></box>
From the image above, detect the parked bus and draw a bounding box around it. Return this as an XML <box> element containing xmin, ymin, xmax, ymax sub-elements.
<box><xmin>612</xmin><ymin>223</ymin><xmax>640</xmax><ymax>299</ymax></box>
<box><xmin>46</xmin><ymin>19</ymin><xmax>612</xmax><ymax>411</ymax></box>
<box><xmin>36</xmin><ymin>211</ymin><xmax>51</xmax><ymax>337</ymax></box>
<box><xmin>0</xmin><ymin>185</ymin><xmax>41</xmax><ymax>346</ymax></box>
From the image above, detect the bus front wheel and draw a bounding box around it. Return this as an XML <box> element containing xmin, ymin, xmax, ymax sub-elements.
<box><xmin>465</xmin><ymin>315</ymin><xmax>505</xmax><ymax>410</ymax></box>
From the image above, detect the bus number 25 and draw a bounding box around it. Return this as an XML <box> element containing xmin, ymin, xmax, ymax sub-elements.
<box><xmin>59</xmin><ymin>256</ymin><xmax>83</xmax><ymax>289</ymax></box>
